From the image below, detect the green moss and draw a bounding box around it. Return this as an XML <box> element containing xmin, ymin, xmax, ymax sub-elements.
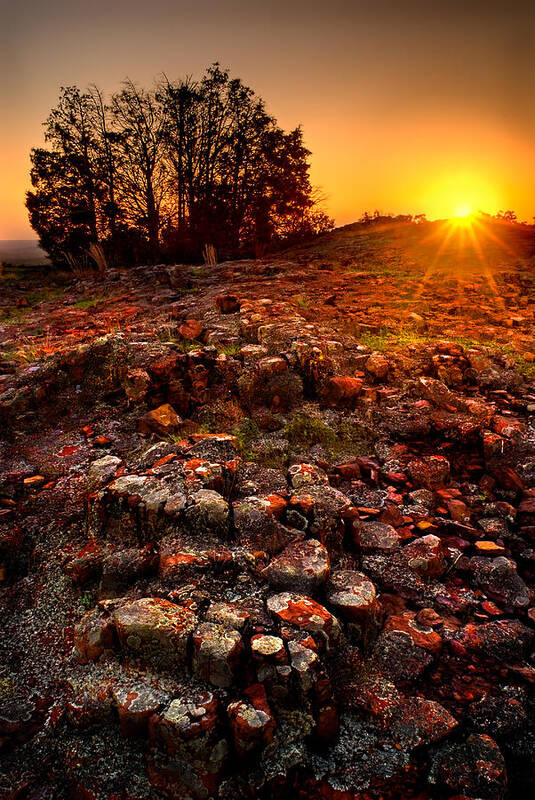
<box><xmin>72</xmin><ymin>296</ymin><xmax>107</xmax><ymax>310</ymax></box>
<box><xmin>218</xmin><ymin>343</ymin><xmax>241</xmax><ymax>356</ymax></box>
<box><xmin>284</xmin><ymin>412</ymin><xmax>373</xmax><ymax>459</ymax></box>
<box><xmin>284</xmin><ymin>413</ymin><xmax>338</xmax><ymax>450</ymax></box>
<box><xmin>294</xmin><ymin>294</ymin><xmax>310</xmax><ymax>309</ymax></box>
<box><xmin>80</xmin><ymin>590</ymin><xmax>96</xmax><ymax>610</ymax></box>
<box><xmin>234</xmin><ymin>417</ymin><xmax>261</xmax><ymax>461</ymax></box>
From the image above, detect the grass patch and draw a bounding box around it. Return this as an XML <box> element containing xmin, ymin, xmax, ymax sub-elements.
<box><xmin>218</xmin><ymin>343</ymin><xmax>241</xmax><ymax>356</ymax></box>
<box><xmin>233</xmin><ymin>417</ymin><xmax>286</xmax><ymax>469</ymax></box>
<box><xmin>234</xmin><ymin>418</ymin><xmax>262</xmax><ymax>461</ymax></box>
<box><xmin>72</xmin><ymin>296</ymin><xmax>107</xmax><ymax>310</ymax></box>
<box><xmin>0</xmin><ymin>286</ymin><xmax>64</xmax><ymax>323</ymax></box>
<box><xmin>284</xmin><ymin>412</ymin><xmax>373</xmax><ymax>460</ymax></box>
<box><xmin>285</xmin><ymin>413</ymin><xmax>338</xmax><ymax>451</ymax></box>
<box><xmin>294</xmin><ymin>294</ymin><xmax>310</xmax><ymax>309</ymax></box>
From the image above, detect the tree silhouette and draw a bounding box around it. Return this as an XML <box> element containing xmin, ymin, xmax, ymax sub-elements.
<box><xmin>26</xmin><ymin>65</ymin><xmax>333</xmax><ymax>268</ymax></box>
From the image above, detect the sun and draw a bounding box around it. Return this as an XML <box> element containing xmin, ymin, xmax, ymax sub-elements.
<box><xmin>453</xmin><ymin>204</ymin><xmax>472</xmax><ymax>219</ymax></box>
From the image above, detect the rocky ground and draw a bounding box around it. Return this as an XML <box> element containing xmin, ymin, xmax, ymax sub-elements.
<box><xmin>1</xmin><ymin>218</ymin><xmax>535</xmax><ymax>799</ymax></box>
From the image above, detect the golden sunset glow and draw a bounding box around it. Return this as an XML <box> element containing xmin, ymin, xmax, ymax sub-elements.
<box><xmin>2</xmin><ymin>2</ymin><xmax>535</xmax><ymax>239</ymax></box>
<box><xmin>454</xmin><ymin>204</ymin><xmax>472</xmax><ymax>219</ymax></box>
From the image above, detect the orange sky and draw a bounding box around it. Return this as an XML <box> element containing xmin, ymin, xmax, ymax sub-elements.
<box><xmin>1</xmin><ymin>0</ymin><xmax>534</xmax><ymax>239</ymax></box>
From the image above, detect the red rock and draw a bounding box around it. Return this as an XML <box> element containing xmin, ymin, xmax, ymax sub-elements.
<box><xmin>314</xmin><ymin>703</ymin><xmax>339</xmax><ymax>741</ymax></box>
<box><xmin>23</xmin><ymin>475</ymin><xmax>45</xmax><ymax>490</ymax></box>
<box><xmin>214</xmin><ymin>294</ymin><xmax>240</xmax><ymax>313</ymax></box>
<box><xmin>148</xmin><ymin>691</ymin><xmax>227</xmax><ymax>798</ymax></box>
<box><xmin>178</xmin><ymin>318</ymin><xmax>203</xmax><ymax>340</ymax></box>
<box><xmin>448</xmin><ymin>498</ymin><xmax>470</xmax><ymax>522</ymax></box>
<box><xmin>192</xmin><ymin>622</ymin><xmax>243</xmax><ymax>687</ymax></box>
<box><xmin>158</xmin><ymin>550</ymin><xmax>209</xmax><ymax>583</ymax></box>
<box><xmin>326</xmin><ymin>569</ymin><xmax>379</xmax><ymax>622</ymax></box>
<box><xmin>352</xmin><ymin>520</ymin><xmax>401</xmax><ymax>552</ymax></box>
<box><xmin>267</xmin><ymin>592</ymin><xmax>341</xmax><ymax>650</ymax></box>
<box><xmin>383</xmin><ymin>610</ymin><xmax>443</xmax><ymax>655</ymax></box>
<box><xmin>205</xmin><ymin>601</ymin><xmax>251</xmax><ymax>631</ymax></box>
<box><xmin>492</xmin><ymin>414</ymin><xmax>526</xmax><ymax>438</ymax></box>
<box><xmin>258</xmin><ymin>356</ymin><xmax>288</xmax><ymax>378</ymax></box>
<box><xmin>262</xmin><ymin>538</ymin><xmax>330</xmax><ymax>594</ymax></box>
<box><xmin>287</xmin><ymin>462</ymin><xmax>329</xmax><ymax>489</ymax></box>
<box><xmin>227</xmin><ymin>683</ymin><xmax>275</xmax><ymax>756</ymax></box>
<box><xmin>113</xmin><ymin>684</ymin><xmax>167</xmax><ymax>737</ymax></box>
<box><xmin>390</xmin><ymin>696</ymin><xmax>458</xmax><ymax>748</ymax></box>
<box><xmin>407</xmin><ymin>455</ymin><xmax>450</xmax><ymax>489</ymax></box>
<box><xmin>250</xmin><ymin>634</ymin><xmax>287</xmax><ymax>662</ymax></box>
<box><xmin>429</xmin><ymin>733</ymin><xmax>507</xmax><ymax>799</ymax></box>
<box><xmin>418</xmin><ymin>377</ymin><xmax>468</xmax><ymax>411</ymax></box>
<box><xmin>323</xmin><ymin>376</ymin><xmax>363</xmax><ymax>407</ymax></box>
<box><xmin>470</xmin><ymin>556</ymin><xmax>530</xmax><ymax>610</ymax></box>
<box><xmin>65</xmin><ymin>540</ymin><xmax>105</xmax><ymax>584</ymax></box>
<box><xmin>112</xmin><ymin>597</ymin><xmax>197</xmax><ymax>668</ymax></box>
<box><xmin>402</xmin><ymin>534</ymin><xmax>447</xmax><ymax>577</ymax></box>
<box><xmin>138</xmin><ymin>403</ymin><xmax>182</xmax><ymax>437</ymax></box>
<box><xmin>365</xmin><ymin>352</ymin><xmax>389</xmax><ymax>380</ymax></box>
<box><xmin>124</xmin><ymin>368</ymin><xmax>150</xmax><ymax>403</ymax></box>
<box><xmin>74</xmin><ymin>608</ymin><xmax>115</xmax><ymax>663</ymax></box>
<box><xmin>66</xmin><ymin>681</ymin><xmax>114</xmax><ymax>728</ymax></box>
<box><xmin>288</xmin><ymin>639</ymin><xmax>321</xmax><ymax>695</ymax></box>
<box><xmin>474</xmin><ymin>541</ymin><xmax>505</xmax><ymax>555</ymax></box>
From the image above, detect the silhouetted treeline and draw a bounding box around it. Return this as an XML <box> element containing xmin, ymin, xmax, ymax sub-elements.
<box><xmin>26</xmin><ymin>65</ymin><xmax>333</xmax><ymax>269</ymax></box>
<box><xmin>359</xmin><ymin>210</ymin><xmax>427</xmax><ymax>225</ymax></box>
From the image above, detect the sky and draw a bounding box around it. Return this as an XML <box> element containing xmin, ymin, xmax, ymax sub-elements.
<box><xmin>1</xmin><ymin>0</ymin><xmax>534</xmax><ymax>239</ymax></box>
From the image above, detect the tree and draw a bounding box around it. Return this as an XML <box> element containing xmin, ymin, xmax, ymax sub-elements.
<box><xmin>27</xmin><ymin>66</ymin><xmax>333</xmax><ymax>268</ymax></box>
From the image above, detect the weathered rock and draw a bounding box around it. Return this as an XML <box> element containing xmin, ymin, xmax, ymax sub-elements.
<box><xmin>148</xmin><ymin>691</ymin><xmax>228</xmax><ymax>799</ymax></box>
<box><xmin>112</xmin><ymin>597</ymin><xmax>197</xmax><ymax>669</ymax></box>
<box><xmin>323</xmin><ymin>376</ymin><xmax>363</xmax><ymax>407</ymax></box>
<box><xmin>326</xmin><ymin>570</ymin><xmax>378</xmax><ymax>622</ymax></box>
<box><xmin>178</xmin><ymin>319</ymin><xmax>204</xmax><ymax>340</ymax></box>
<box><xmin>287</xmin><ymin>462</ymin><xmax>329</xmax><ymax>489</ymax></box>
<box><xmin>262</xmin><ymin>538</ymin><xmax>330</xmax><ymax>593</ymax></box>
<box><xmin>192</xmin><ymin>622</ymin><xmax>243</xmax><ymax>687</ymax></box>
<box><xmin>456</xmin><ymin>619</ymin><xmax>533</xmax><ymax>662</ymax></box>
<box><xmin>184</xmin><ymin>488</ymin><xmax>229</xmax><ymax>537</ymax></box>
<box><xmin>429</xmin><ymin>733</ymin><xmax>507</xmax><ymax>799</ymax></box>
<box><xmin>365</xmin><ymin>352</ymin><xmax>389</xmax><ymax>380</ymax></box>
<box><xmin>470</xmin><ymin>556</ymin><xmax>530</xmax><ymax>610</ymax></box>
<box><xmin>214</xmin><ymin>294</ymin><xmax>240</xmax><ymax>313</ymax></box>
<box><xmin>138</xmin><ymin>403</ymin><xmax>182</xmax><ymax>436</ymax></box>
<box><xmin>227</xmin><ymin>683</ymin><xmax>276</xmax><ymax>756</ymax></box>
<box><xmin>389</xmin><ymin>696</ymin><xmax>458</xmax><ymax>749</ymax></box>
<box><xmin>199</xmin><ymin>602</ymin><xmax>250</xmax><ymax>633</ymax></box>
<box><xmin>352</xmin><ymin>520</ymin><xmax>401</xmax><ymax>552</ymax></box>
<box><xmin>113</xmin><ymin>682</ymin><xmax>168</xmax><ymax>737</ymax></box>
<box><xmin>407</xmin><ymin>455</ymin><xmax>450</xmax><ymax>488</ymax></box>
<box><xmin>88</xmin><ymin>455</ymin><xmax>122</xmax><ymax>488</ymax></box>
<box><xmin>124</xmin><ymin>368</ymin><xmax>151</xmax><ymax>403</ymax></box>
<box><xmin>402</xmin><ymin>534</ymin><xmax>447</xmax><ymax>577</ymax></box>
<box><xmin>267</xmin><ymin>592</ymin><xmax>341</xmax><ymax>650</ymax></box>
<box><xmin>372</xmin><ymin>628</ymin><xmax>434</xmax><ymax>683</ymax></box>
<box><xmin>74</xmin><ymin>607</ymin><xmax>115</xmax><ymax>663</ymax></box>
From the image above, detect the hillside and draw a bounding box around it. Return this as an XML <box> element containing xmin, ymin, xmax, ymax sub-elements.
<box><xmin>1</xmin><ymin>218</ymin><xmax>535</xmax><ymax>799</ymax></box>
<box><xmin>0</xmin><ymin>239</ymin><xmax>50</xmax><ymax>267</ymax></box>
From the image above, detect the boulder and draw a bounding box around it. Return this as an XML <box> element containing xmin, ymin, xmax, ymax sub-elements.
<box><xmin>262</xmin><ymin>539</ymin><xmax>330</xmax><ymax>594</ymax></box>
<box><xmin>323</xmin><ymin>376</ymin><xmax>363</xmax><ymax>407</ymax></box>
<box><xmin>267</xmin><ymin>592</ymin><xmax>341</xmax><ymax>650</ymax></box>
<box><xmin>138</xmin><ymin>404</ymin><xmax>182</xmax><ymax>437</ymax></box>
<box><xmin>352</xmin><ymin>520</ymin><xmax>401</xmax><ymax>552</ymax></box>
<box><xmin>112</xmin><ymin>597</ymin><xmax>197</xmax><ymax>669</ymax></box>
<box><xmin>192</xmin><ymin>622</ymin><xmax>243</xmax><ymax>688</ymax></box>
<box><xmin>326</xmin><ymin>570</ymin><xmax>378</xmax><ymax>623</ymax></box>
<box><xmin>227</xmin><ymin>684</ymin><xmax>276</xmax><ymax>756</ymax></box>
